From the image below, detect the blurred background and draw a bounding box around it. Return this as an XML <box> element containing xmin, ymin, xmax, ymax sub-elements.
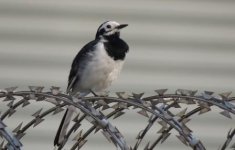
<box><xmin>0</xmin><ymin>0</ymin><xmax>234</xmax><ymax>149</ymax></box>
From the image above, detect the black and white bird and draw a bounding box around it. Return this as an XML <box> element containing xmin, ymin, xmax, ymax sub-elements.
<box><xmin>54</xmin><ymin>21</ymin><xmax>129</xmax><ymax>147</ymax></box>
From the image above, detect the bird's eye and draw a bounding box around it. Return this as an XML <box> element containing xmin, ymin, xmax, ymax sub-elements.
<box><xmin>106</xmin><ymin>25</ymin><xmax>111</xmax><ymax>29</ymax></box>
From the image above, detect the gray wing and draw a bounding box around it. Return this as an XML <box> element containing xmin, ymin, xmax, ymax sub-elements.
<box><xmin>67</xmin><ymin>39</ymin><xmax>98</xmax><ymax>94</ymax></box>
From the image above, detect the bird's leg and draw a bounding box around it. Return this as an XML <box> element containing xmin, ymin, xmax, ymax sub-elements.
<box><xmin>90</xmin><ymin>89</ymin><xmax>98</xmax><ymax>97</ymax></box>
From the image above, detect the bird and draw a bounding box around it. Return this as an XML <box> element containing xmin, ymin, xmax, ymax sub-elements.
<box><xmin>54</xmin><ymin>21</ymin><xmax>129</xmax><ymax>148</ymax></box>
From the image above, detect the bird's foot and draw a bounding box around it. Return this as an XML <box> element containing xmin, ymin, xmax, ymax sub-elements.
<box><xmin>90</xmin><ymin>90</ymin><xmax>98</xmax><ymax>97</ymax></box>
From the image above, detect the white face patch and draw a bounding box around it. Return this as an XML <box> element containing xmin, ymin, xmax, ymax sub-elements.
<box><xmin>98</xmin><ymin>21</ymin><xmax>120</xmax><ymax>37</ymax></box>
<box><xmin>103</xmin><ymin>28</ymin><xmax>119</xmax><ymax>36</ymax></box>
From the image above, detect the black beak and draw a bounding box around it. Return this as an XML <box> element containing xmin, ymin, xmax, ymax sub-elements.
<box><xmin>116</xmin><ymin>24</ymin><xmax>128</xmax><ymax>29</ymax></box>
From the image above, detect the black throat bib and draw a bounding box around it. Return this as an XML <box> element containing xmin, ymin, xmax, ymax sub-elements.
<box><xmin>103</xmin><ymin>34</ymin><xmax>129</xmax><ymax>61</ymax></box>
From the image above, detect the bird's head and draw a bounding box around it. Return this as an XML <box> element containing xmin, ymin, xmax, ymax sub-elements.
<box><xmin>95</xmin><ymin>21</ymin><xmax>128</xmax><ymax>40</ymax></box>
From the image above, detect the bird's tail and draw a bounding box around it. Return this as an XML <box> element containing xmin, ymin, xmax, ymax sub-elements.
<box><xmin>54</xmin><ymin>105</ymin><xmax>75</xmax><ymax>147</ymax></box>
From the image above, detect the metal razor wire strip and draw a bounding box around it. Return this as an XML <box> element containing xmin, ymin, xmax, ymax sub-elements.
<box><xmin>0</xmin><ymin>119</ymin><xmax>22</xmax><ymax>150</ymax></box>
<box><xmin>0</xmin><ymin>87</ymin><xmax>234</xmax><ymax>150</ymax></box>
<box><xmin>1</xmin><ymin>90</ymin><xmax>130</xmax><ymax>150</ymax></box>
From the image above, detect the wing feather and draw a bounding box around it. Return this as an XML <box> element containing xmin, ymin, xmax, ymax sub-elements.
<box><xmin>67</xmin><ymin>40</ymin><xmax>98</xmax><ymax>94</ymax></box>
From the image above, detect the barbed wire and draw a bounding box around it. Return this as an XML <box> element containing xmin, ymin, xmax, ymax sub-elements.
<box><xmin>0</xmin><ymin>86</ymin><xmax>234</xmax><ymax>150</ymax></box>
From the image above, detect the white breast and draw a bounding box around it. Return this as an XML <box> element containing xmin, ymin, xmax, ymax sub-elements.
<box><xmin>78</xmin><ymin>42</ymin><xmax>124</xmax><ymax>92</ymax></box>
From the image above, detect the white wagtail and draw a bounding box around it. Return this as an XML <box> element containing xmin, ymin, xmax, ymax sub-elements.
<box><xmin>54</xmin><ymin>21</ymin><xmax>129</xmax><ymax>147</ymax></box>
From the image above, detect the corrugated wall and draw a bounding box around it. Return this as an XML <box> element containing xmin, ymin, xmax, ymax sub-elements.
<box><xmin>0</xmin><ymin>0</ymin><xmax>234</xmax><ymax>149</ymax></box>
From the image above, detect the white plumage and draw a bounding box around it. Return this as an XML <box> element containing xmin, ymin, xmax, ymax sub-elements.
<box><xmin>76</xmin><ymin>41</ymin><xmax>124</xmax><ymax>92</ymax></box>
